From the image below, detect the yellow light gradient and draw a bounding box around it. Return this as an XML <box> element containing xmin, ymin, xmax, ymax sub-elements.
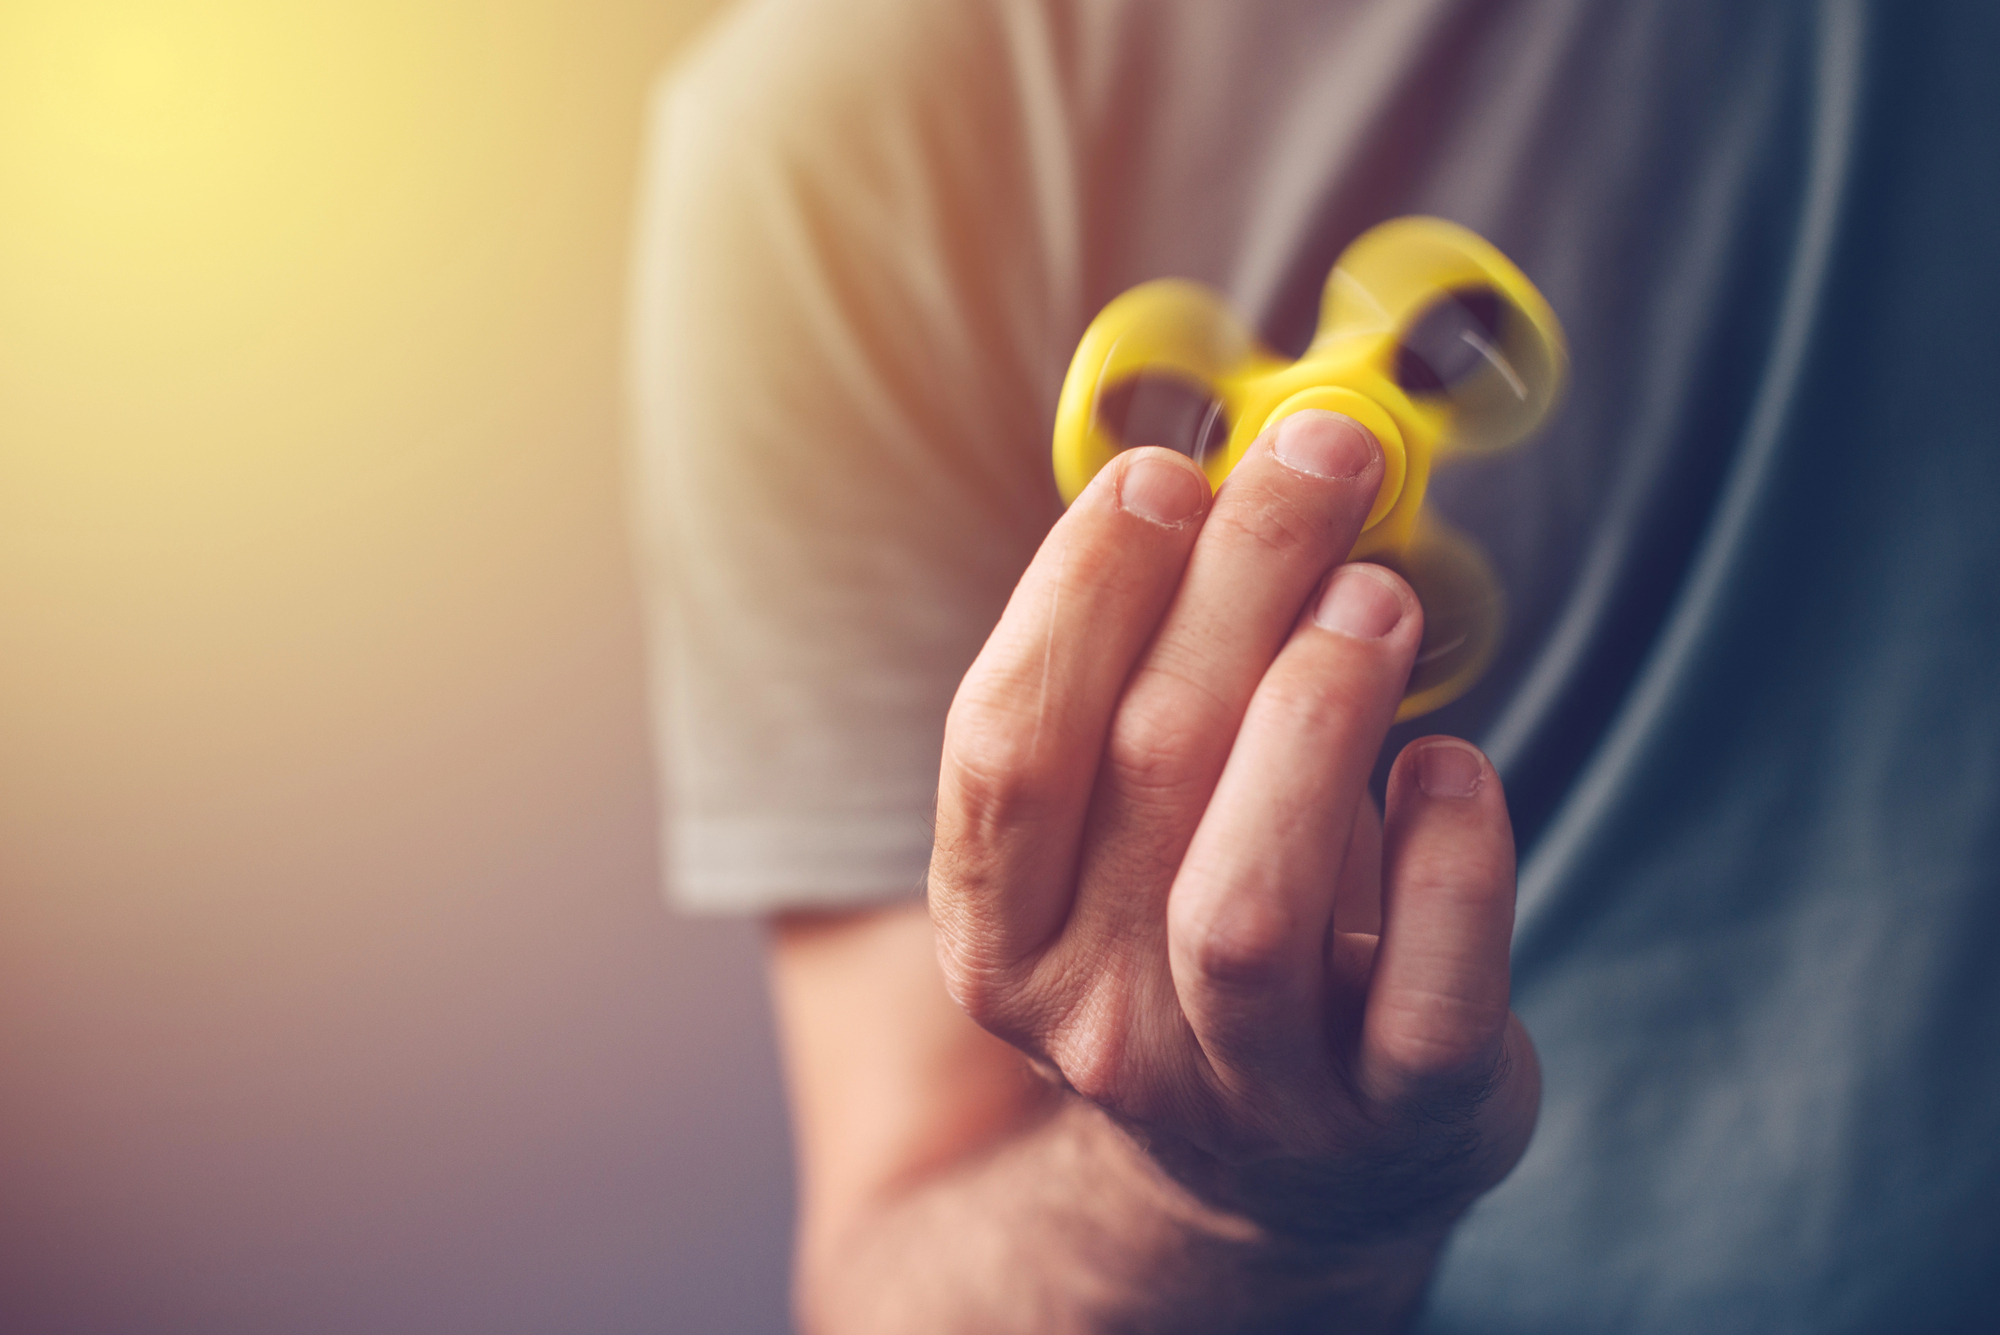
<box><xmin>0</xmin><ymin>3</ymin><xmax>534</xmax><ymax>485</ymax></box>
<box><xmin>0</xmin><ymin>3</ymin><xmax>796</xmax><ymax>1330</ymax></box>
<box><xmin>0</xmin><ymin>1</ymin><xmax>611</xmax><ymax>848</ymax></box>
<box><xmin>3</xmin><ymin>4</ymin><xmax>431</xmax><ymax>342</ymax></box>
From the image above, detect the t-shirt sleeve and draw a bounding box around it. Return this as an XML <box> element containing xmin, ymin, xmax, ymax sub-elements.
<box><xmin>628</xmin><ymin>0</ymin><xmax>1082</xmax><ymax>912</ymax></box>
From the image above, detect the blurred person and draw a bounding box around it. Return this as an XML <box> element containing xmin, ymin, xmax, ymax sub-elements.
<box><xmin>630</xmin><ymin>1</ymin><xmax>2000</xmax><ymax>1330</ymax></box>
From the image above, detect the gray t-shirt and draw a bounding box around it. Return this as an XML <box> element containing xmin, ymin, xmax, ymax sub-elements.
<box><xmin>630</xmin><ymin>0</ymin><xmax>2000</xmax><ymax>1327</ymax></box>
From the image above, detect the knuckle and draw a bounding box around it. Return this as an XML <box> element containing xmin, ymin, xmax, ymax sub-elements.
<box><xmin>1370</xmin><ymin>991</ymin><xmax>1511</xmax><ymax>1085</ymax></box>
<box><xmin>1258</xmin><ymin>660</ymin><xmax>1377</xmax><ymax>735</ymax></box>
<box><xmin>1103</xmin><ymin>673</ymin><xmax>1229</xmax><ymax>797</ymax></box>
<box><xmin>940</xmin><ymin>694</ymin><xmax>1061</xmax><ymax>833</ymax></box>
<box><xmin>1005</xmin><ymin>977</ymin><xmax>1139</xmax><ymax>1113</ymax></box>
<box><xmin>1180</xmin><ymin>895</ymin><xmax>1297</xmax><ymax>989</ymax></box>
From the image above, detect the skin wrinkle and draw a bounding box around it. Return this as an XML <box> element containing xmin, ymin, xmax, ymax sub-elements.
<box><xmin>1368</xmin><ymin>989</ymin><xmax>1510</xmax><ymax>1068</ymax></box>
<box><xmin>936</xmin><ymin>907</ymin><xmax>1073</xmax><ymax>1045</ymax></box>
<box><xmin>1204</xmin><ymin>486</ymin><xmax>1328</xmax><ymax>556</ymax></box>
<box><xmin>1106</xmin><ymin>664</ymin><xmax>1245</xmax><ymax>796</ymax></box>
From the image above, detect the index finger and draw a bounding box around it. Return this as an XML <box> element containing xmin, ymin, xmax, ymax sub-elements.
<box><xmin>931</xmin><ymin>448</ymin><xmax>1209</xmax><ymax>994</ymax></box>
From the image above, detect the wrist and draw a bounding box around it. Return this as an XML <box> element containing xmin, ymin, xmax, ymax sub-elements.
<box><xmin>1075</xmin><ymin>1100</ymin><xmax>1454</xmax><ymax>1332</ymax></box>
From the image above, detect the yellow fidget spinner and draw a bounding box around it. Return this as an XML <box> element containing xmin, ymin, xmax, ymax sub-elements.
<box><xmin>1052</xmin><ymin>216</ymin><xmax>1567</xmax><ymax>719</ymax></box>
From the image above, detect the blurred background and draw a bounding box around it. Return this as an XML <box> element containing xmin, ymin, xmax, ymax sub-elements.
<box><xmin>0</xmin><ymin>2</ymin><xmax>798</xmax><ymax>1331</ymax></box>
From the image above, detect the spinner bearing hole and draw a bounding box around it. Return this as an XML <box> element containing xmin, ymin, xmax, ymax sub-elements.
<box><xmin>1096</xmin><ymin>372</ymin><xmax>1231</xmax><ymax>466</ymax></box>
<box><xmin>1394</xmin><ymin>287</ymin><xmax>1520</xmax><ymax>399</ymax></box>
<box><xmin>1372</xmin><ymin>536</ymin><xmax>1500</xmax><ymax>701</ymax></box>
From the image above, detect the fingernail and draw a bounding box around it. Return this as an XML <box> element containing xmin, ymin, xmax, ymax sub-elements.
<box><xmin>1415</xmin><ymin>743</ymin><xmax>1484</xmax><ymax>798</ymax></box>
<box><xmin>1118</xmin><ymin>453</ymin><xmax>1207</xmax><ymax>526</ymax></box>
<box><xmin>1273</xmin><ymin>410</ymin><xmax>1376</xmax><ymax>479</ymax></box>
<box><xmin>1313</xmin><ymin>565</ymin><xmax>1406</xmax><ymax>639</ymax></box>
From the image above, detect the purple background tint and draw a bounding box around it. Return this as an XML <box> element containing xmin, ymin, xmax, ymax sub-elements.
<box><xmin>0</xmin><ymin>3</ymin><xmax>796</xmax><ymax>1330</ymax></box>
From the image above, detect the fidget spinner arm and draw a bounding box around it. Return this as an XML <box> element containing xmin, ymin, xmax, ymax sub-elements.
<box><xmin>1051</xmin><ymin>217</ymin><xmax>1568</xmax><ymax>720</ymax></box>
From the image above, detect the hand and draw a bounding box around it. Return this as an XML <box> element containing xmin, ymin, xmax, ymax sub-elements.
<box><xmin>929</xmin><ymin>411</ymin><xmax>1540</xmax><ymax>1254</ymax></box>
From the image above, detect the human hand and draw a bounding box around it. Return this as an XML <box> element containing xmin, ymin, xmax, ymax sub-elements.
<box><xmin>930</xmin><ymin>411</ymin><xmax>1540</xmax><ymax>1253</ymax></box>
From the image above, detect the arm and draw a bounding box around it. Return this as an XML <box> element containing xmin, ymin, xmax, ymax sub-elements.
<box><xmin>768</xmin><ymin>413</ymin><xmax>1540</xmax><ymax>1334</ymax></box>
